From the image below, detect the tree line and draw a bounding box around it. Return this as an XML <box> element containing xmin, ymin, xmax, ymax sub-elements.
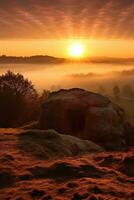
<box><xmin>98</xmin><ymin>85</ymin><xmax>134</xmax><ymax>100</ymax></box>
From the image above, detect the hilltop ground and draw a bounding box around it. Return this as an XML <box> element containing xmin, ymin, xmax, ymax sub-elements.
<box><xmin>0</xmin><ymin>129</ymin><xmax>134</xmax><ymax>200</ymax></box>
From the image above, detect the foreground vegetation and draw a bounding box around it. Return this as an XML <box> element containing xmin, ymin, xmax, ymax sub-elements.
<box><xmin>0</xmin><ymin>71</ymin><xmax>49</xmax><ymax>127</ymax></box>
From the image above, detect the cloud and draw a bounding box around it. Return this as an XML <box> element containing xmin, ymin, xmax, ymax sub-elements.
<box><xmin>0</xmin><ymin>0</ymin><xmax>134</xmax><ymax>39</ymax></box>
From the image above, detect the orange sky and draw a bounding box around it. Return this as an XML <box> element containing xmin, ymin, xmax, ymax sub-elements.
<box><xmin>0</xmin><ymin>39</ymin><xmax>134</xmax><ymax>58</ymax></box>
<box><xmin>0</xmin><ymin>0</ymin><xmax>134</xmax><ymax>58</ymax></box>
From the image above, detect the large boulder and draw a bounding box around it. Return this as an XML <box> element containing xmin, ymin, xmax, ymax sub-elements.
<box><xmin>18</xmin><ymin>129</ymin><xmax>103</xmax><ymax>159</ymax></box>
<box><xmin>39</xmin><ymin>88</ymin><xmax>134</xmax><ymax>150</ymax></box>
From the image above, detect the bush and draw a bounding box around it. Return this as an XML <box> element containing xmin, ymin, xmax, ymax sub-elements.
<box><xmin>0</xmin><ymin>71</ymin><xmax>39</xmax><ymax>127</ymax></box>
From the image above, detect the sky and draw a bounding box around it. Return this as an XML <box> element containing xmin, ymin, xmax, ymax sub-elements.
<box><xmin>0</xmin><ymin>0</ymin><xmax>134</xmax><ymax>58</ymax></box>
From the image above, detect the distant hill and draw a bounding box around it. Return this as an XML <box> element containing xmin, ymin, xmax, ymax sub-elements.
<box><xmin>84</xmin><ymin>57</ymin><xmax>134</xmax><ymax>64</ymax></box>
<box><xmin>0</xmin><ymin>55</ymin><xmax>66</xmax><ymax>64</ymax></box>
<box><xmin>0</xmin><ymin>55</ymin><xmax>134</xmax><ymax>64</ymax></box>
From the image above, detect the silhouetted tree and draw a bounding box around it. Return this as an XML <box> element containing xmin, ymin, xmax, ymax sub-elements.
<box><xmin>40</xmin><ymin>90</ymin><xmax>50</xmax><ymax>101</ymax></box>
<box><xmin>113</xmin><ymin>85</ymin><xmax>120</xmax><ymax>100</ymax></box>
<box><xmin>40</xmin><ymin>89</ymin><xmax>50</xmax><ymax>103</ymax></box>
<box><xmin>0</xmin><ymin>71</ymin><xmax>38</xmax><ymax>127</ymax></box>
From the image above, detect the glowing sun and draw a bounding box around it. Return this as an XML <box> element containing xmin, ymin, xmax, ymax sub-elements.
<box><xmin>69</xmin><ymin>42</ymin><xmax>85</xmax><ymax>58</ymax></box>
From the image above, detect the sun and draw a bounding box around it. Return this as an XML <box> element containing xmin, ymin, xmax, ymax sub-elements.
<box><xmin>68</xmin><ymin>42</ymin><xmax>85</xmax><ymax>58</ymax></box>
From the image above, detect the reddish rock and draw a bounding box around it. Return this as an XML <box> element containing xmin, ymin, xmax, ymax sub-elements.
<box><xmin>39</xmin><ymin>88</ymin><xmax>133</xmax><ymax>150</ymax></box>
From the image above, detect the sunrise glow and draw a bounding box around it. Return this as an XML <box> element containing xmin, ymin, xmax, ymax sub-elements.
<box><xmin>69</xmin><ymin>42</ymin><xmax>85</xmax><ymax>58</ymax></box>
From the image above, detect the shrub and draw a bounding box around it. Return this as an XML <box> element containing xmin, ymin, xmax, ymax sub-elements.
<box><xmin>0</xmin><ymin>71</ymin><xmax>38</xmax><ymax>127</ymax></box>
